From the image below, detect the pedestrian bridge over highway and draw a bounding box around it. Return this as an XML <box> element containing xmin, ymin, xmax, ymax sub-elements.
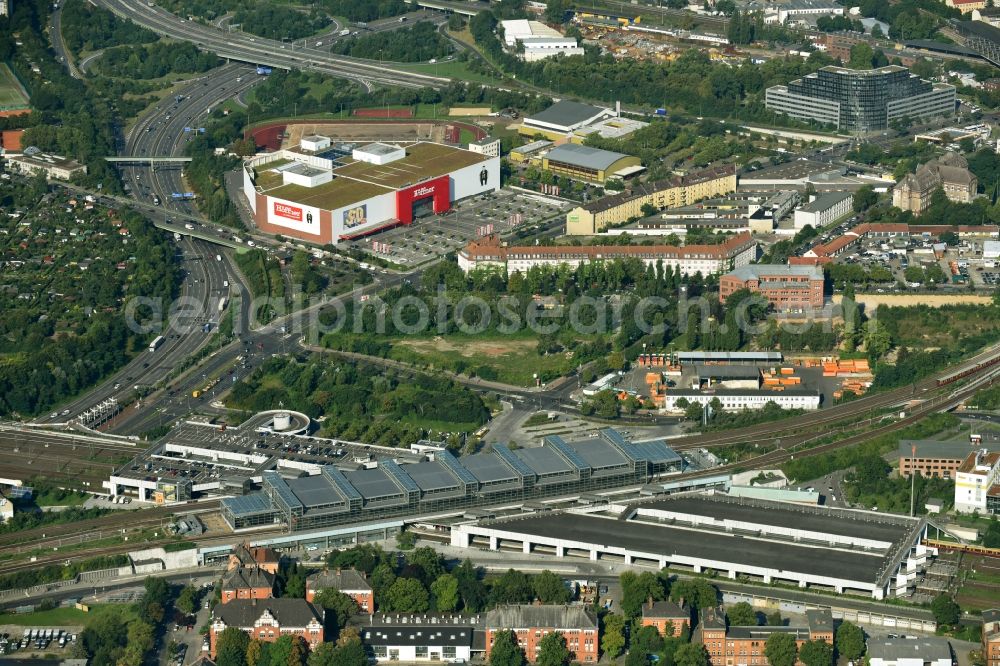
<box><xmin>105</xmin><ymin>156</ymin><xmax>193</xmax><ymax>164</ymax></box>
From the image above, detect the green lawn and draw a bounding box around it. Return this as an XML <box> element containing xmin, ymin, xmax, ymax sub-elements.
<box><xmin>0</xmin><ymin>604</ymin><xmax>136</xmax><ymax>627</ymax></box>
<box><xmin>393</xmin><ymin>59</ymin><xmax>502</xmax><ymax>85</ymax></box>
<box><xmin>0</xmin><ymin>63</ymin><xmax>30</xmax><ymax>109</ymax></box>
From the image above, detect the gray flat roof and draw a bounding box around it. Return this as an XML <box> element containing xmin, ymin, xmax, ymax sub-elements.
<box><xmin>289</xmin><ymin>474</ymin><xmax>340</xmax><ymax>506</ymax></box>
<box><xmin>343</xmin><ymin>468</ymin><xmax>403</xmax><ymax>500</ymax></box>
<box><xmin>525</xmin><ymin>100</ymin><xmax>607</xmax><ymax>130</ymax></box>
<box><xmin>568</xmin><ymin>438</ymin><xmax>630</xmax><ymax>470</ymax></box>
<box><xmin>899</xmin><ymin>439</ymin><xmax>979</xmax><ymax>460</ymax></box>
<box><xmin>515</xmin><ymin>446</ymin><xmax>573</xmax><ymax>476</ymax></box>
<box><xmin>676</xmin><ymin>351</ymin><xmax>783</xmax><ymax>361</ymax></box>
<box><xmin>405</xmin><ymin>461</ymin><xmax>460</xmax><ymax>492</ymax></box>
<box><xmin>462</xmin><ymin>453</ymin><xmax>519</xmax><ymax>483</ymax></box>
<box><xmin>694</xmin><ymin>364</ymin><xmax>762</xmax><ymax>380</ymax></box>
<box><xmin>866</xmin><ymin>637</ymin><xmax>951</xmax><ymax>661</ymax></box>
<box><xmin>726</xmin><ymin>264</ymin><xmax>823</xmax><ymax>281</ymax></box>
<box><xmin>799</xmin><ymin>190</ymin><xmax>853</xmax><ymax>213</ymax></box>
<box><xmin>491</xmin><ymin>513</ymin><xmax>889</xmax><ymax>583</ymax></box>
<box><xmin>544</xmin><ymin>143</ymin><xmax>630</xmax><ymax>171</ymax></box>
<box><xmin>644</xmin><ymin>496</ymin><xmax>913</xmax><ymax>543</ymax></box>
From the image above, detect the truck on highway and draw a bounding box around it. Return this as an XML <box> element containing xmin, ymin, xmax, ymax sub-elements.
<box><xmin>219</xmin><ymin>297</ymin><xmax>228</xmax><ymax>312</ymax></box>
<box><xmin>149</xmin><ymin>335</ymin><xmax>165</xmax><ymax>352</ymax></box>
<box><xmin>192</xmin><ymin>390</ymin><xmax>200</xmax><ymax>399</ymax></box>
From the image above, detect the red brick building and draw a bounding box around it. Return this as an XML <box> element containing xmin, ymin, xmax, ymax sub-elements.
<box><xmin>228</xmin><ymin>542</ymin><xmax>280</xmax><ymax>575</ymax></box>
<box><xmin>485</xmin><ymin>605</ymin><xmax>599</xmax><ymax>663</ymax></box>
<box><xmin>640</xmin><ymin>600</ymin><xmax>690</xmax><ymax>638</ymax></box>
<box><xmin>220</xmin><ymin>565</ymin><xmax>275</xmax><ymax>604</ymax></box>
<box><xmin>209</xmin><ymin>599</ymin><xmax>324</xmax><ymax>658</ymax></box>
<box><xmin>984</xmin><ymin>609</ymin><xmax>1000</xmax><ymax>666</ymax></box>
<box><xmin>305</xmin><ymin>568</ymin><xmax>374</xmax><ymax>612</ymax></box>
<box><xmin>698</xmin><ymin>607</ymin><xmax>833</xmax><ymax>666</ymax></box>
<box><xmin>719</xmin><ymin>264</ymin><xmax>825</xmax><ymax>311</ymax></box>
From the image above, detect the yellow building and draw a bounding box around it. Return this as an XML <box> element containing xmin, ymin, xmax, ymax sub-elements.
<box><xmin>509</xmin><ymin>140</ymin><xmax>553</xmax><ymax>164</ymax></box>
<box><xmin>540</xmin><ymin>143</ymin><xmax>642</xmax><ymax>184</ymax></box>
<box><xmin>948</xmin><ymin>0</ymin><xmax>986</xmax><ymax>14</ymax></box>
<box><xmin>566</xmin><ymin>164</ymin><xmax>738</xmax><ymax>235</ymax></box>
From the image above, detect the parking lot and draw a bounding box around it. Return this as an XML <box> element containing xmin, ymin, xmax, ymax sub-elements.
<box><xmin>344</xmin><ymin>190</ymin><xmax>570</xmax><ymax>267</ymax></box>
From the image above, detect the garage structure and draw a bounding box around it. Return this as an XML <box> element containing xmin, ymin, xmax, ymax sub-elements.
<box><xmin>450</xmin><ymin>494</ymin><xmax>931</xmax><ymax>600</ymax></box>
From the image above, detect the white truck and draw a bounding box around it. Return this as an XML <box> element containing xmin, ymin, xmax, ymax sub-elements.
<box><xmin>339</xmin><ymin>29</ymin><xmax>350</xmax><ymax>36</ymax></box>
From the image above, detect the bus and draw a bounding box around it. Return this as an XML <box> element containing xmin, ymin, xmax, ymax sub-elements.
<box><xmin>149</xmin><ymin>335</ymin><xmax>165</xmax><ymax>352</ymax></box>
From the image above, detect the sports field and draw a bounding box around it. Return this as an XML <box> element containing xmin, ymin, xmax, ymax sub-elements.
<box><xmin>0</xmin><ymin>64</ymin><xmax>30</xmax><ymax>110</ymax></box>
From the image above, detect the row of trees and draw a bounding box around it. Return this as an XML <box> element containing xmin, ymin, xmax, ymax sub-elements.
<box><xmin>94</xmin><ymin>41</ymin><xmax>221</xmax><ymax>79</ymax></box>
<box><xmin>60</xmin><ymin>0</ymin><xmax>157</xmax><ymax>52</ymax></box>
<box><xmin>232</xmin><ymin>5</ymin><xmax>330</xmax><ymax>41</ymax></box>
<box><xmin>331</xmin><ymin>21</ymin><xmax>453</xmax><ymax>63</ymax></box>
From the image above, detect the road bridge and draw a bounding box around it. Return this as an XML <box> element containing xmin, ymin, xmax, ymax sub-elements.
<box><xmin>105</xmin><ymin>156</ymin><xmax>193</xmax><ymax>163</ymax></box>
<box><xmin>403</xmin><ymin>0</ymin><xmax>490</xmax><ymax>15</ymax></box>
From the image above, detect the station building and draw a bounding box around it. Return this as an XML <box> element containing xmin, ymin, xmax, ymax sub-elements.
<box><xmin>220</xmin><ymin>430</ymin><xmax>684</xmax><ymax>532</ymax></box>
<box><xmin>450</xmin><ymin>494</ymin><xmax>930</xmax><ymax>600</ymax></box>
<box><xmin>242</xmin><ymin>140</ymin><xmax>500</xmax><ymax>245</ymax></box>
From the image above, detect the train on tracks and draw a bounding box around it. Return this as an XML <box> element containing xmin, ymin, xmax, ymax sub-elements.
<box><xmin>923</xmin><ymin>538</ymin><xmax>1000</xmax><ymax>558</ymax></box>
<box><xmin>936</xmin><ymin>353</ymin><xmax>1000</xmax><ymax>387</ymax></box>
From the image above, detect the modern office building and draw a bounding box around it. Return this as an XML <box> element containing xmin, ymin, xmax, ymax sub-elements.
<box><xmin>954</xmin><ymin>450</ymin><xmax>1000</xmax><ymax>514</ymax></box>
<box><xmin>765</xmin><ymin>66</ymin><xmax>955</xmax><ymax>133</ymax></box>
<box><xmin>793</xmin><ymin>191</ymin><xmax>853</xmax><ymax>230</ymax></box>
<box><xmin>718</xmin><ymin>264</ymin><xmax>825</xmax><ymax>311</ymax></box>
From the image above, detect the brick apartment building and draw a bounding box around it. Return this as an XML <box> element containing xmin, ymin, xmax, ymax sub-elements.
<box><xmin>209</xmin><ymin>599</ymin><xmax>324</xmax><ymax>658</ymax></box>
<box><xmin>221</xmin><ymin>565</ymin><xmax>275</xmax><ymax>604</ymax></box>
<box><xmin>640</xmin><ymin>600</ymin><xmax>691</xmax><ymax>638</ymax></box>
<box><xmin>485</xmin><ymin>605</ymin><xmax>599</xmax><ymax>663</ymax></box>
<box><xmin>228</xmin><ymin>542</ymin><xmax>280</xmax><ymax>575</ymax></box>
<box><xmin>984</xmin><ymin>609</ymin><xmax>1000</xmax><ymax>666</ymax></box>
<box><xmin>305</xmin><ymin>568</ymin><xmax>374</xmax><ymax>612</ymax></box>
<box><xmin>719</xmin><ymin>264</ymin><xmax>825</xmax><ymax>311</ymax></box>
<box><xmin>898</xmin><ymin>439</ymin><xmax>982</xmax><ymax>479</ymax></box>
<box><xmin>698</xmin><ymin>607</ymin><xmax>833</xmax><ymax>666</ymax></box>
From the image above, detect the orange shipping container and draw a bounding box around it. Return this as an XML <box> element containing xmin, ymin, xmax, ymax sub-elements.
<box><xmin>780</xmin><ymin>368</ymin><xmax>794</xmax><ymax>375</ymax></box>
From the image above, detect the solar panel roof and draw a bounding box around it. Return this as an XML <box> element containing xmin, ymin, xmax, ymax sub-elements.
<box><xmin>222</xmin><ymin>493</ymin><xmax>274</xmax><ymax>517</ymax></box>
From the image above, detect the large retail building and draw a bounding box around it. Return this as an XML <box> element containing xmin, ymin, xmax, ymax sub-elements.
<box><xmin>765</xmin><ymin>65</ymin><xmax>955</xmax><ymax>133</ymax></box>
<box><xmin>242</xmin><ymin>140</ymin><xmax>500</xmax><ymax>244</ymax></box>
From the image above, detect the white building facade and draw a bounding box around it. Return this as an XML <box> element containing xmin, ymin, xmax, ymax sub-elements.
<box><xmin>954</xmin><ymin>450</ymin><xmax>1000</xmax><ymax>514</ymax></box>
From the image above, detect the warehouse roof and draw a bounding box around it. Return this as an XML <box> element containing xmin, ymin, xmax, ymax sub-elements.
<box><xmin>544</xmin><ymin>143</ymin><xmax>632</xmax><ymax>171</ymax></box>
<box><xmin>866</xmin><ymin>637</ymin><xmax>952</xmax><ymax>662</ymax></box>
<box><xmin>524</xmin><ymin>100</ymin><xmax>610</xmax><ymax>131</ymax></box>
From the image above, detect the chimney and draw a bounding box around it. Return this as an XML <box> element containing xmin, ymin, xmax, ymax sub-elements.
<box><xmin>615</xmin><ymin>100</ymin><xmax>621</xmax><ymax>117</ymax></box>
<box><xmin>647</xmin><ymin>596</ymin><xmax>654</xmax><ymax>610</ymax></box>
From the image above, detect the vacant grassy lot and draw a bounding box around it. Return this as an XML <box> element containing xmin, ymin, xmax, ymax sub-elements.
<box><xmin>392</xmin><ymin>334</ymin><xmax>573</xmax><ymax>386</ymax></box>
<box><xmin>0</xmin><ymin>604</ymin><xmax>136</xmax><ymax>627</ymax></box>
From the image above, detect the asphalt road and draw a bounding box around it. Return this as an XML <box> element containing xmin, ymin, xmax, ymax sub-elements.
<box><xmin>93</xmin><ymin>0</ymin><xmax>449</xmax><ymax>89</ymax></box>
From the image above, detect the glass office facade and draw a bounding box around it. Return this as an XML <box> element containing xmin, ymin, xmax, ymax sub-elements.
<box><xmin>766</xmin><ymin>65</ymin><xmax>954</xmax><ymax>133</ymax></box>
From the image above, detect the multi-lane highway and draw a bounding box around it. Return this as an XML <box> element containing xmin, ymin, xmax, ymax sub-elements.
<box><xmin>94</xmin><ymin>0</ymin><xmax>451</xmax><ymax>89</ymax></box>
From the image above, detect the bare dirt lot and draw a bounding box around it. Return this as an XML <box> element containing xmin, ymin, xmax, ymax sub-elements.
<box><xmin>397</xmin><ymin>336</ymin><xmax>537</xmax><ymax>358</ymax></box>
<box><xmin>833</xmin><ymin>294</ymin><xmax>994</xmax><ymax>309</ymax></box>
<box><xmin>283</xmin><ymin>122</ymin><xmax>442</xmax><ymax>146</ymax></box>
<box><xmin>448</xmin><ymin>107</ymin><xmax>492</xmax><ymax>116</ymax></box>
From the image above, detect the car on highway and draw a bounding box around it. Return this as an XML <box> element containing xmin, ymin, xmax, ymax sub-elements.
<box><xmin>61</xmin><ymin>409</ymin><xmax>70</xmax><ymax>416</ymax></box>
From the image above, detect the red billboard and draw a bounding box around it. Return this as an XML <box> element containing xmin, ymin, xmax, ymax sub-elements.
<box><xmin>273</xmin><ymin>201</ymin><xmax>303</xmax><ymax>222</ymax></box>
<box><xmin>395</xmin><ymin>175</ymin><xmax>450</xmax><ymax>224</ymax></box>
